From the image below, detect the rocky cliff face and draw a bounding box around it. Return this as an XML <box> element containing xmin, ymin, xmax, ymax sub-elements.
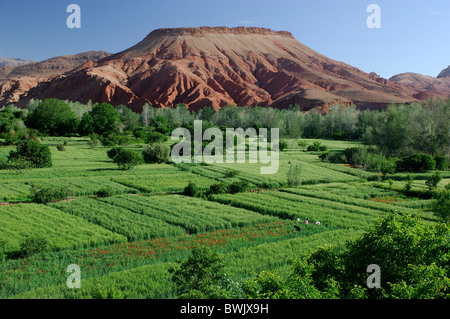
<box><xmin>0</xmin><ymin>51</ymin><xmax>111</xmax><ymax>106</ymax></box>
<box><xmin>6</xmin><ymin>26</ymin><xmax>444</xmax><ymax>111</ymax></box>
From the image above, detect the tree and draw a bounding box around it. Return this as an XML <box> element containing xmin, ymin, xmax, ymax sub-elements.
<box><xmin>112</xmin><ymin>148</ymin><xmax>143</xmax><ymax>170</ymax></box>
<box><xmin>8</xmin><ymin>139</ymin><xmax>52</xmax><ymax>168</ymax></box>
<box><xmin>169</xmin><ymin>246</ymin><xmax>231</xmax><ymax>299</ymax></box>
<box><xmin>425</xmin><ymin>171</ymin><xmax>442</xmax><ymax>192</ymax></box>
<box><xmin>25</xmin><ymin>98</ymin><xmax>78</xmax><ymax>135</ymax></box>
<box><xmin>287</xmin><ymin>161</ymin><xmax>302</xmax><ymax>186</ymax></box>
<box><xmin>89</xmin><ymin>103</ymin><xmax>121</xmax><ymax>135</ymax></box>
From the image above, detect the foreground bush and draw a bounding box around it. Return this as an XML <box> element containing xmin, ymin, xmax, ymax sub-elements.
<box><xmin>19</xmin><ymin>236</ymin><xmax>49</xmax><ymax>258</ymax></box>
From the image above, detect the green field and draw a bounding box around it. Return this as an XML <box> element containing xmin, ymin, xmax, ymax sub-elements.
<box><xmin>0</xmin><ymin>136</ymin><xmax>447</xmax><ymax>299</ymax></box>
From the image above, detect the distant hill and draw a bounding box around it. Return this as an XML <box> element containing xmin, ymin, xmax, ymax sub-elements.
<box><xmin>0</xmin><ymin>51</ymin><xmax>111</xmax><ymax>106</ymax></box>
<box><xmin>0</xmin><ymin>57</ymin><xmax>34</xmax><ymax>68</ymax></box>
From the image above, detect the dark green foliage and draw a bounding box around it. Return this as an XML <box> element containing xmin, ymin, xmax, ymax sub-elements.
<box><xmin>145</xmin><ymin>131</ymin><xmax>168</xmax><ymax>144</ymax></box>
<box><xmin>169</xmin><ymin>246</ymin><xmax>230</xmax><ymax>299</ymax></box>
<box><xmin>183</xmin><ymin>181</ymin><xmax>199</xmax><ymax>197</ymax></box>
<box><xmin>95</xmin><ymin>187</ymin><xmax>114</xmax><ymax>198</ymax></box>
<box><xmin>88</xmin><ymin>103</ymin><xmax>121</xmax><ymax>135</ymax></box>
<box><xmin>228</xmin><ymin>181</ymin><xmax>249</xmax><ymax>194</ymax></box>
<box><xmin>112</xmin><ymin>148</ymin><xmax>144</xmax><ymax>170</ymax></box>
<box><xmin>30</xmin><ymin>184</ymin><xmax>72</xmax><ymax>203</ymax></box>
<box><xmin>206</xmin><ymin>183</ymin><xmax>228</xmax><ymax>195</ymax></box>
<box><xmin>25</xmin><ymin>98</ymin><xmax>78</xmax><ymax>135</ymax></box>
<box><xmin>224</xmin><ymin>169</ymin><xmax>240</xmax><ymax>178</ymax></box>
<box><xmin>343</xmin><ymin>147</ymin><xmax>359</xmax><ymax>165</ymax></box>
<box><xmin>142</xmin><ymin>143</ymin><xmax>170</xmax><ymax>164</ymax></box>
<box><xmin>432</xmin><ymin>185</ymin><xmax>450</xmax><ymax>223</ymax></box>
<box><xmin>396</xmin><ymin>153</ymin><xmax>436</xmax><ymax>172</ymax></box>
<box><xmin>287</xmin><ymin>161</ymin><xmax>302</xmax><ymax>186</ymax></box>
<box><xmin>150</xmin><ymin>115</ymin><xmax>171</xmax><ymax>134</ymax></box>
<box><xmin>307</xmin><ymin>141</ymin><xmax>328</xmax><ymax>152</ymax></box>
<box><xmin>0</xmin><ymin>240</ymin><xmax>7</xmax><ymax>264</ymax></box>
<box><xmin>8</xmin><ymin>139</ymin><xmax>52</xmax><ymax>168</ymax></box>
<box><xmin>279</xmin><ymin>139</ymin><xmax>289</xmax><ymax>151</ymax></box>
<box><xmin>56</xmin><ymin>144</ymin><xmax>65</xmax><ymax>151</ymax></box>
<box><xmin>434</xmin><ymin>155</ymin><xmax>449</xmax><ymax>171</ymax></box>
<box><xmin>107</xmin><ymin>147</ymin><xmax>121</xmax><ymax>160</ymax></box>
<box><xmin>319</xmin><ymin>152</ymin><xmax>347</xmax><ymax>164</ymax></box>
<box><xmin>425</xmin><ymin>171</ymin><xmax>442</xmax><ymax>192</ymax></box>
<box><xmin>19</xmin><ymin>236</ymin><xmax>49</xmax><ymax>258</ymax></box>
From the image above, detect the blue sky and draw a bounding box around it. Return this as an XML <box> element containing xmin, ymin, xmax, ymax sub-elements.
<box><xmin>0</xmin><ymin>0</ymin><xmax>449</xmax><ymax>78</ymax></box>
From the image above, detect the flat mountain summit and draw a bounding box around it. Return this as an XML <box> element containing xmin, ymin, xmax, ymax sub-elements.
<box><xmin>2</xmin><ymin>26</ymin><xmax>448</xmax><ymax>111</ymax></box>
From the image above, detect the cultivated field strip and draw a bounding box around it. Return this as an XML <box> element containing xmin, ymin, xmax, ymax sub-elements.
<box><xmin>99</xmin><ymin>194</ymin><xmax>278</xmax><ymax>233</ymax></box>
<box><xmin>210</xmin><ymin>191</ymin><xmax>386</xmax><ymax>230</ymax></box>
<box><xmin>49</xmin><ymin>198</ymin><xmax>186</xmax><ymax>240</ymax></box>
<box><xmin>0</xmin><ymin>204</ymin><xmax>126</xmax><ymax>253</ymax></box>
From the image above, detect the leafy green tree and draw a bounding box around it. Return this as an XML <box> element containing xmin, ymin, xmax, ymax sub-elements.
<box><xmin>287</xmin><ymin>161</ymin><xmax>302</xmax><ymax>186</ymax></box>
<box><xmin>78</xmin><ymin>112</ymin><xmax>94</xmax><ymax>135</ymax></box>
<box><xmin>425</xmin><ymin>171</ymin><xmax>442</xmax><ymax>192</ymax></box>
<box><xmin>89</xmin><ymin>103</ymin><xmax>121</xmax><ymax>135</ymax></box>
<box><xmin>169</xmin><ymin>246</ymin><xmax>231</xmax><ymax>299</ymax></box>
<box><xmin>25</xmin><ymin>98</ymin><xmax>78</xmax><ymax>135</ymax></box>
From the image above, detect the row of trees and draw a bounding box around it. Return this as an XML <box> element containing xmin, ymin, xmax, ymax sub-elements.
<box><xmin>1</xmin><ymin>97</ymin><xmax>449</xmax><ymax>158</ymax></box>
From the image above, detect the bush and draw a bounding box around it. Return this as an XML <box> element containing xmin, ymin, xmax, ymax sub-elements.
<box><xmin>0</xmin><ymin>240</ymin><xmax>7</xmax><ymax>264</ymax></box>
<box><xmin>224</xmin><ymin>169</ymin><xmax>239</xmax><ymax>178</ymax></box>
<box><xmin>396</xmin><ymin>154</ymin><xmax>436</xmax><ymax>172</ymax></box>
<box><xmin>279</xmin><ymin>139</ymin><xmax>289</xmax><ymax>152</ymax></box>
<box><xmin>287</xmin><ymin>161</ymin><xmax>302</xmax><ymax>186</ymax></box>
<box><xmin>107</xmin><ymin>147</ymin><xmax>121</xmax><ymax>160</ymax></box>
<box><xmin>142</xmin><ymin>144</ymin><xmax>170</xmax><ymax>164</ymax></box>
<box><xmin>432</xmin><ymin>186</ymin><xmax>450</xmax><ymax>223</ymax></box>
<box><xmin>425</xmin><ymin>171</ymin><xmax>442</xmax><ymax>192</ymax></box>
<box><xmin>343</xmin><ymin>147</ymin><xmax>359</xmax><ymax>165</ymax></box>
<box><xmin>434</xmin><ymin>155</ymin><xmax>448</xmax><ymax>171</ymax></box>
<box><xmin>56</xmin><ymin>144</ymin><xmax>65</xmax><ymax>151</ymax></box>
<box><xmin>206</xmin><ymin>183</ymin><xmax>228</xmax><ymax>195</ymax></box>
<box><xmin>19</xmin><ymin>236</ymin><xmax>49</xmax><ymax>258</ymax></box>
<box><xmin>8</xmin><ymin>139</ymin><xmax>52</xmax><ymax>168</ymax></box>
<box><xmin>228</xmin><ymin>181</ymin><xmax>249</xmax><ymax>194</ymax></box>
<box><xmin>183</xmin><ymin>181</ymin><xmax>199</xmax><ymax>197</ymax></box>
<box><xmin>319</xmin><ymin>152</ymin><xmax>346</xmax><ymax>164</ymax></box>
<box><xmin>307</xmin><ymin>141</ymin><xmax>328</xmax><ymax>152</ymax></box>
<box><xmin>113</xmin><ymin>148</ymin><xmax>143</xmax><ymax>170</ymax></box>
<box><xmin>30</xmin><ymin>184</ymin><xmax>72</xmax><ymax>203</ymax></box>
<box><xmin>145</xmin><ymin>131</ymin><xmax>168</xmax><ymax>144</ymax></box>
<box><xmin>95</xmin><ymin>187</ymin><xmax>114</xmax><ymax>198</ymax></box>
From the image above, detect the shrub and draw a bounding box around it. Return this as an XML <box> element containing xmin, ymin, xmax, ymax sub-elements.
<box><xmin>8</xmin><ymin>139</ymin><xmax>52</xmax><ymax>168</ymax></box>
<box><xmin>432</xmin><ymin>186</ymin><xmax>450</xmax><ymax>223</ymax></box>
<box><xmin>279</xmin><ymin>139</ymin><xmax>289</xmax><ymax>152</ymax></box>
<box><xmin>224</xmin><ymin>169</ymin><xmax>240</xmax><ymax>178</ymax></box>
<box><xmin>183</xmin><ymin>181</ymin><xmax>199</xmax><ymax>197</ymax></box>
<box><xmin>343</xmin><ymin>147</ymin><xmax>359</xmax><ymax>165</ymax></box>
<box><xmin>425</xmin><ymin>171</ymin><xmax>442</xmax><ymax>192</ymax></box>
<box><xmin>107</xmin><ymin>147</ymin><xmax>121</xmax><ymax>160</ymax></box>
<box><xmin>88</xmin><ymin>136</ymin><xmax>101</xmax><ymax>149</ymax></box>
<box><xmin>307</xmin><ymin>141</ymin><xmax>328</xmax><ymax>152</ymax></box>
<box><xmin>113</xmin><ymin>148</ymin><xmax>143</xmax><ymax>170</ymax></box>
<box><xmin>396</xmin><ymin>154</ymin><xmax>436</xmax><ymax>172</ymax></box>
<box><xmin>145</xmin><ymin>131</ymin><xmax>168</xmax><ymax>144</ymax></box>
<box><xmin>95</xmin><ymin>187</ymin><xmax>114</xmax><ymax>198</ymax></box>
<box><xmin>142</xmin><ymin>144</ymin><xmax>170</xmax><ymax>164</ymax></box>
<box><xmin>434</xmin><ymin>155</ymin><xmax>448</xmax><ymax>171</ymax></box>
<box><xmin>207</xmin><ymin>183</ymin><xmax>228</xmax><ymax>195</ymax></box>
<box><xmin>287</xmin><ymin>161</ymin><xmax>302</xmax><ymax>187</ymax></box>
<box><xmin>30</xmin><ymin>184</ymin><xmax>73</xmax><ymax>203</ymax></box>
<box><xmin>19</xmin><ymin>236</ymin><xmax>49</xmax><ymax>258</ymax></box>
<box><xmin>1</xmin><ymin>156</ymin><xmax>34</xmax><ymax>174</ymax></box>
<box><xmin>0</xmin><ymin>240</ymin><xmax>7</xmax><ymax>264</ymax></box>
<box><xmin>319</xmin><ymin>152</ymin><xmax>346</xmax><ymax>164</ymax></box>
<box><xmin>56</xmin><ymin>144</ymin><xmax>65</xmax><ymax>151</ymax></box>
<box><xmin>228</xmin><ymin>181</ymin><xmax>249</xmax><ymax>194</ymax></box>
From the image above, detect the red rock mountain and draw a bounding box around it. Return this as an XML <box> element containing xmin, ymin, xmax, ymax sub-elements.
<box><xmin>0</xmin><ymin>51</ymin><xmax>111</xmax><ymax>106</ymax></box>
<box><xmin>389</xmin><ymin>67</ymin><xmax>450</xmax><ymax>100</ymax></box>
<box><xmin>6</xmin><ymin>26</ymin><xmax>446</xmax><ymax>111</ymax></box>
